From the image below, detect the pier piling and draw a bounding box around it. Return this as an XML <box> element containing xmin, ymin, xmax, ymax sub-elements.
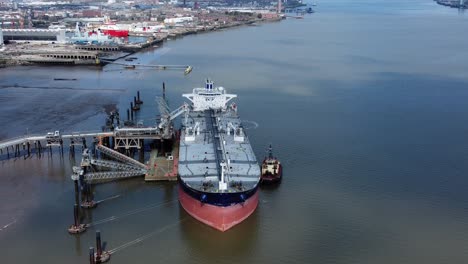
<box><xmin>96</xmin><ymin>231</ymin><xmax>102</xmax><ymax>257</ymax></box>
<box><xmin>116</xmin><ymin>111</ymin><xmax>120</xmax><ymax>126</ymax></box>
<box><xmin>83</xmin><ymin>138</ymin><xmax>87</xmax><ymax>149</ymax></box>
<box><xmin>95</xmin><ymin>230</ymin><xmax>110</xmax><ymax>263</ymax></box>
<box><xmin>136</xmin><ymin>91</ymin><xmax>143</xmax><ymax>105</ymax></box>
<box><xmin>74</xmin><ymin>179</ymin><xmax>80</xmax><ymax>207</ymax></box>
<box><xmin>81</xmin><ymin>182</ymin><xmax>97</xmax><ymax>209</ymax></box>
<box><xmin>68</xmin><ymin>203</ymin><xmax>86</xmax><ymax>234</ymax></box>
<box><xmin>89</xmin><ymin>247</ymin><xmax>96</xmax><ymax>264</ymax></box>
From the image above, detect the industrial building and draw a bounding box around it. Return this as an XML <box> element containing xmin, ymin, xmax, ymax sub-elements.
<box><xmin>1</xmin><ymin>28</ymin><xmax>66</xmax><ymax>43</ymax></box>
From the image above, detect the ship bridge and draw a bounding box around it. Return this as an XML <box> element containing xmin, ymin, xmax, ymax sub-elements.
<box><xmin>182</xmin><ymin>80</ymin><xmax>237</xmax><ymax>112</ymax></box>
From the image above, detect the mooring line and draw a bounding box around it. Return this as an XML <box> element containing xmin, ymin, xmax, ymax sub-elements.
<box><xmin>86</xmin><ymin>200</ymin><xmax>176</xmax><ymax>227</ymax></box>
<box><xmin>0</xmin><ymin>219</ymin><xmax>17</xmax><ymax>232</ymax></box>
<box><xmin>108</xmin><ymin>218</ymin><xmax>187</xmax><ymax>255</ymax></box>
<box><xmin>95</xmin><ymin>194</ymin><xmax>121</xmax><ymax>204</ymax></box>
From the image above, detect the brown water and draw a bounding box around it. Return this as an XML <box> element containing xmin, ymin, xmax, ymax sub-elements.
<box><xmin>1</xmin><ymin>1</ymin><xmax>468</xmax><ymax>263</ymax></box>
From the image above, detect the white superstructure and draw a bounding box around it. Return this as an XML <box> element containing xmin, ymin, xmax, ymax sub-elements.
<box><xmin>182</xmin><ymin>80</ymin><xmax>237</xmax><ymax>112</ymax></box>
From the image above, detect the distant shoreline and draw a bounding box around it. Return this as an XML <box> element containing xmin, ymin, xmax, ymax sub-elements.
<box><xmin>0</xmin><ymin>17</ymin><xmax>283</xmax><ymax>69</ymax></box>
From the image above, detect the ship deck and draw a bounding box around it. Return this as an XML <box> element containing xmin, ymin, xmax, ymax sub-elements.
<box><xmin>178</xmin><ymin>109</ymin><xmax>260</xmax><ymax>193</ymax></box>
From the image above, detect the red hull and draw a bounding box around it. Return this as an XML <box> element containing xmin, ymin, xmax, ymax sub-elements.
<box><xmin>178</xmin><ymin>185</ymin><xmax>259</xmax><ymax>232</ymax></box>
<box><xmin>101</xmin><ymin>29</ymin><xmax>128</xmax><ymax>37</ymax></box>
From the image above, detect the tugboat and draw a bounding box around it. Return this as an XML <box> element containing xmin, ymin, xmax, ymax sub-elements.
<box><xmin>261</xmin><ymin>145</ymin><xmax>282</xmax><ymax>184</ymax></box>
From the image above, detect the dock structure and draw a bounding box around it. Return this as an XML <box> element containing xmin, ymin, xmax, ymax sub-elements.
<box><xmin>2</xmin><ymin>87</ymin><xmax>189</xmax><ymax>184</ymax></box>
<box><xmin>145</xmin><ymin>137</ymin><xmax>179</xmax><ymax>181</ymax></box>
<box><xmin>0</xmin><ymin>125</ymin><xmax>175</xmax><ymax>157</ymax></box>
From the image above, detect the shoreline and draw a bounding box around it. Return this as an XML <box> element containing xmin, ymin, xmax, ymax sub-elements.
<box><xmin>0</xmin><ymin>17</ymin><xmax>283</xmax><ymax>69</ymax></box>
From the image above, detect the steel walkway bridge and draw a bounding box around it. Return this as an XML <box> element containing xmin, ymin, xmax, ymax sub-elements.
<box><xmin>0</xmin><ymin>127</ymin><xmax>163</xmax><ymax>156</ymax></box>
<box><xmin>74</xmin><ymin>145</ymin><xmax>148</xmax><ymax>183</ymax></box>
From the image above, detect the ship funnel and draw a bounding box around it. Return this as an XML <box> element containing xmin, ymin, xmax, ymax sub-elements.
<box><xmin>205</xmin><ymin>79</ymin><xmax>214</xmax><ymax>90</ymax></box>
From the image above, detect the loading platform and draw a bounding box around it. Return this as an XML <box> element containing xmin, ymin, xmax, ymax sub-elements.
<box><xmin>145</xmin><ymin>138</ymin><xmax>179</xmax><ymax>181</ymax></box>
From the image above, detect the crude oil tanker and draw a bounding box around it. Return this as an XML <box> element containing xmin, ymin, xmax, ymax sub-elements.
<box><xmin>178</xmin><ymin>80</ymin><xmax>261</xmax><ymax>231</ymax></box>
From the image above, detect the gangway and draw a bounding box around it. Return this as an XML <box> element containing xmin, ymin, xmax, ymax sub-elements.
<box><xmin>90</xmin><ymin>159</ymin><xmax>145</xmax><ymax>172</ymax></box>
<box><xmin>100</xmin><ymin>59</ymin><xmax>193</xmax><ymax>75</ymax></box>
<box><xmin>96</xmin><ymin>144</ymin><xmax>147</xmax><ymax>170</ymax></box>
<box><xmin>84</xmin><ymin>170</ymin><xmax>146</xmax><ymax>182</ymax></box>
<box><xmin>0</xmin><ymin>131</ymin><xmax>113</xmax><ymax>152</ymax></box>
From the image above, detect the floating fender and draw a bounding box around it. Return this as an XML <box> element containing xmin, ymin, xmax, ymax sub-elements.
<box><xmin>200</xmin><ymin>194</ymin><xmax>208</xmax><ymax>203</ymax></box>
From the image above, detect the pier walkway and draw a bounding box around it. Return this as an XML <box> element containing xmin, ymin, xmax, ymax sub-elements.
<box><xmin>0</xmin><ymin>126</ymin><xmax>166</xmax><ymax>155</ymax></box>
<box><xmin>0</xmin><ymin>131</ymin><xmax>112</xmax><ymax>154</ymax></box>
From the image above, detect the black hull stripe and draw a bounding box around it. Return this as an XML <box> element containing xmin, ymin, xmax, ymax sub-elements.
<box><xmin>178</xmin><ymin>176</ymin><xmax>258</xmax><ymax>207</ymax></box>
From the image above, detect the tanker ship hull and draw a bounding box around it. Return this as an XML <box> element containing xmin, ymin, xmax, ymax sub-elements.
<box><xmin>178</xmin><ymin>183</ymin><xmax>259</xmax><ymax>232</ymax></box>
<box><xmin>177</xmin><ymin>80</ymin><xmax>261</xmax><ymax>232</ymax></box>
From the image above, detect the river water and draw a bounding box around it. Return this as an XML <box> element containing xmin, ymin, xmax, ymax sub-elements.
<box><xmin>1</xmin><ymin>0</ymin><xmax>468</xmax><ymax>263</ymax></box>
